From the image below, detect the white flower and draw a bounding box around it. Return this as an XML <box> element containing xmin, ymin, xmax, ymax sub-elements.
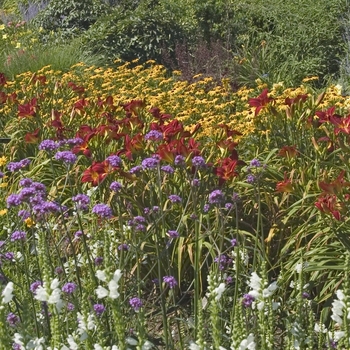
<box><xmin>112</xmin><ymin>269</ymin><xmax>122</xmax><ymax>284</ymax></box>
<box><xmin>13</xmin><ymin>333</ymin><xmax>25</xmax><ymax>349</ymax></box>
<box><xmin>331</xmin><ymin>299</ymin><xmax>345</xmax><ymax>325</ymax></box>
<box><xmin>2</xmin><ymin>281</ymin><xmax>14</xmax><ymax>303</ymax></box>
<box><xmin>50</xmin><ymin>278</ymin><xmax>60</xmax><ymax>290</ymax></box>
<box><xmin>67</xmin><ymin>335</ymin><xmax>78</xmax><ymax>350</ymax></box>
<box><xmin>295</xmin><ymin>263</ymin><xmax>302</xmax><ymax>274</ymax></box>
<box><xmin>96</xmin><ymin>286</ymin><xmax>109</xmax><ymax>299</ymax></box>
<box><xmin>189</xmin><ymin>342</ymin><xmax>200</xmax><ymax>350</ymax></box>
<box><xmin>126</xmin><ymin>337</ymin><xmax>138</xmax><ymax>346</ymax></box>
<box><xmin>248</xmin><ymin>272</ymin><xmax>261</xmax><ymax>292</ymax></box>
<box><xmin>213</xmin><ymin>283</ymin><xmax>226</xmax><ymax>301</ymax></box>
<box><xmin>94</xmin><ymin>345</ymin><xmax>103</xmax><ymax>350</ymax></box>
<box><xmin>111</xmin><ymin>346</ymin><xmax>119</xmax><ymax>350</ymax></box>
<box><xmin>87</xmin><ymin>313</ymin><xmax>96</xmax><ymax>330</ymax></box>
<box><xmin>34</xmin><ymin>285</ymin><xmax>48</xmax><ymax>302</ymax></box>
<box><xmin>239</xmin><ymin>333</ymin><xmax>256</xmax><ymax>350</ymax></box>
<box><xmin>96</xmin><ymin>270</ymin><xmax>107</xmax><ymax>282</ymax></box>
<box><xmin>142</xmin><ymin>340</ymin><xmax>153</xmax><ymax>350</ymax></box>
<box><xmin>336</xmin><ymin>289</ymin><xmax>345</xmax><ymax>301</ymax></box>
<box><xmin>262</xmin><ymin>281</ymin><xmax>278</xmax><ymax>298</ymax></box>
<box><xmin>108</xmin><ymin>279</ymin><xmax>120</xmax><ymax>299</ymax></box>
<box><xmin>314</xmin><ymin>323</ymin><xmax>327</xmax><ymax>333</ymax></box>
<box><xmin>26</xmin><ymin>337</ymin><xmax>45</xmax><ymax>350</ymax></box>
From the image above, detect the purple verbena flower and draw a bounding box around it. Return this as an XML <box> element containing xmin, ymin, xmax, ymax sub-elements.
<box><xmin>19</xmin><ymin>178</ymin><xmax>33</xmax><ymax>188</ymax></box>
<box><xmin>6</xmin><ymin>194</ymin><xmax>22</xmax><ymax>208</ymax></box>
<box><xmin>7</xmin><ymin>158</ymin><xmax>30</xmax><ymax>172</ymax></box>
<box><xmin>62</xmin><ymin>282</ymin><xmax>77</xmax><ymax>294</ymax></box>
<box><xmin>94</xmin><ymin>303</ymin><xmax>105</xmax><ymax>316</ymax></box>
<box><xmin>192</xmin><ymin>179</ymin><xmax>200</xmax><ymax>187</ymax></box>
<box><xmin>72</xmin><ymin>194</ymin><xmax>90</xmax><ymax>210</ymax></box>
<box><xmin>74</xmin><ymin>231</ymin><xmax>83</xmax><ymax>239</ymax></box>
<box><xmin>66</xmin><ymin>138</ymin><xmax>84</xmax><ymax>146</ymax></box>
<box><xmin>10</xmin><ymin>230</ymin><xmax>26</xmax><ymax>242</ymax></box>
<box><xmin>54</xmin><ymin>151</ymin><xmax>77</xmax><ymax>164</ymax></box>
<box><xmin>55</xmin><ymin>267</ymin><xmax>63</xmax><ymax>275</ymax></box>
<box><xmin>67</xmin><ymin>302</ymin><xmax>75</xmax><ymax>311</ymax></box>
<box><xmin>192</xmin><ymin>156</ymin><xmax>206</xmax><ymax>168</ymax></box>
<box><xmin>250</xmin><ymin>158</ymin><xmax>261</xmax><ymax>167</ymax></box>
<box><xmin>118</xmin><ymin>243</ymin><xmax>129</xmax><ymax>251</ymax></box>
<box><xmin>6</xmin><ymin>312</ymin><xmax>19</xmax><ymax>326</ymax></box>
<box><xmin>246</xmin><ymin>174</ymin><xmax>256</xmax><ymax>184</ymax></box>
<box><xmin>225</xmin><ymin>202</ymin><xmax>233</xmax><ymax>210</ymax></box>
<box><xmin>242</xmin><ymin>294</ymin><xmax>255</xmax><ymax>307</ymax></box>
<box><xmin>231</xmin><ymin>238</ymin><xmax>237</xmax><ymax>247</ymax></box>
<box><xmin>161</xmin><ymin>165</ymin><xmax>174</xmax><ymax>174</ymax></box>
<box><xmin>203</xmin><ymin>204</ymin><xmax>210</xmax><ymax>213</ymax></box>
<box><xmin>167</xmin><ymin>230</ymin><xmax>179</xmax><ymax>238</ymax></box>
<box><xmin>30</xmin><ymin>281</ymin><xmax>42</xmax><ymax>294</ymax></box>
<box><xmin>208</xmin><ymin>190</ymin><xmax>225</xmax><ymax>204</ymax></box>
<box><xmin>94</xmin><ymin>257</ymin><xmax>103</xmax><ymax>266</ymax></box>
<box><xmin>141</xmin><ymin>157</ymin><xmax>159</xmax><ymax>169</ymax></box>
<box><xmin>174</xmin><ymin>155</ymin><xmax>185</xmax><ymax>166</ymax></box>
<box><xmin>133</xmin><ymin>216</ymin><xmax>146</xmax><ymax>224</ymax></box>
<box><xmin>144</xmin><ymin>130</ymin><xmax>163</xmax><ymax>141</ymax></box>
<box><xmin>168</xmin><ymin>194</ymin><xmax>182</xmax><ymax>203</ymax></box>
<box><xmin>163</xmin><ymin>276</ymin><xmax>177</xmax><ymax>289</ymax></box>
<box><xmin>106</xmin><ymin>155</ymin><xmax>122</xmax><ymax>167</ymax></box>
<box><xmin>110</xmin><ymin>181</ymin><xmax>123</xmax><ymax>192</ymax></box>
<box><xmin>129</xmin><ymin>297</ymin><xmax>143</xmax><ymax>312</ymax></box>
<box><xmin>92</xmin><ymin>203</ymin><xmax>113</xmax><ymax>219</ymax></box>
<box><xmin>129</xmin><ymin>165</ymin><xmax>143</xmax><ymax>174</ymax></box>
<box><xmin>39</xmin><ymin>139</ymin><xmax>59</xmax><ymax>152</ymax></box>
<box><xmin>18</xmin><ymin>210</ymin><xmax>30</xmax><ymax>221</ymax></box>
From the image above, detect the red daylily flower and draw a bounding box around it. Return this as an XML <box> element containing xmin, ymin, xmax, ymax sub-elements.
<box><xmin>218</xmin><ymin>124</ymin><xmax>242</xmax><ymax>138</ymax></box>
<box><xmin>276</xmin><ymin>172</ymin><xmax>293</xmax><ymax>193</ymax></box>
<box><xmin>329</xmin><ymin>114</ymin><xmax>350</xmax><ymax>135</ymax></box>
<box><xmin>319</xmin><ymin>170</ymin><xmax>350</xmax><ymax>195</ymax></box>
<box><xmin>315</xmin><ymin>194</ymin><xmax>342</xmax><ymax>221</ymax></box>
<box><xmin>24</xmin><ymin>128</ymin><xmax>40</xmax><ymax>144</ymax></box>
<box><xmin>122</xmin><ymin>100</ymin><xmax>145</xmax><ymax>117</ymax></box>
<box><xmin>81</xmin><ymin>161</ymin><xmax>110</xmax><ymax>186</ymax></box>
<box><xmin>284</xmin><ymin>94</ymin><xmax>308</xmax><ymax>107</ymax></box>
<box><xmin>149</xmin><ymin>107</ymin><xmax>172</xmax><ymax>123</ymax></box>
<box><xmin>248</xmin><ymin>89</ymin><xmax>274</xmax><ymax>116</ymax></box>
<box><xmin>215</xmin><ymin>157</ymin><xmax>239</xmax><ymax>183</ymax></box>
<box><xmin>18</xmin><ymin>97</ymin><xmax>38</xmax><ymax>118</ymax></box>
<box><xmin>119</xmin><ymin>133</ymin><xmax>145</xmax><ymax>160</ymax></box>
<box><xmin>67</xmin><ymin>81</ymin><xmax>85</xmax><ymax>94</ymax></box>
<box><xmin>278</xmin><ymin>145</ymin><xmax>298</xmax><ymax>158</ymax></box>
<box><xmin>315</xmin><ymin>106</ymin><xmax>341</xmax><ymax>124</ymax></box>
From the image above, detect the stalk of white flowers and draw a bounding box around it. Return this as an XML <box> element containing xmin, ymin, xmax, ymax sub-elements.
<box><xmin>95</xmin><ymin>269</ymin><xmax>125</xmax><ymax>349</ymax></box>
<box><xmin>2</xmin><ymin>281</ymin><xmax>14</xmax><ymax>304</ymax></box>
<box><xmin>207</xmin><ymin>272</ymin><xmax>225</xmax><ymax>348</ymax></box>
<box><xmin>34</xmin><ymin>278</ymin><xmax>63</xmax><ymax>312</ymax></box>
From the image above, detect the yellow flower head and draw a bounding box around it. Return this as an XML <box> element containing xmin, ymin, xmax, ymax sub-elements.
<box><xmin>0</xmin><ymin>156</ymin><xmax>7</xmax><ymax>166</ymax></box>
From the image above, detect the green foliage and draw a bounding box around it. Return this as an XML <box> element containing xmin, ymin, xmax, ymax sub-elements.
<box><xmin>229</xmin><ymin>0</ymin><xmax>348</xmax><ymax>87</ymax></box>
<box><xmin>33</xmin><ymin>0</ymin><xmax>107</xmax><ymax>37</ymax></box>
<box><xmin>82</xmin><ymin>1</ymin><xmax>188</xmax><ymax>64</ymax></box>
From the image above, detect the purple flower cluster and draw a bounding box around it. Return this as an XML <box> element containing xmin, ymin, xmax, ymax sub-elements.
<box><xmin>168</xmin><ymin>194</ymin><xmax>182</xmax><ymax>203</ymax></box>
<box><xmin>246</xmin><ymin>174</ymin><xmax>256</xmax><ymax>184</ymax></box>
<box><xmin>92</xmin><ymin>203</ymin><xmax>113</xmax><ymax>219</ymax></box>
<box><xmin>163</xmin><ymin>276</ymin><xmax>177</xmax><ymax>289</ymax></box>
<box><xmin>145</xmin><ymin>130</ymin><xmax>163</xmax><ymax>141</ymax></box>
<box><xmin>7</xmin><ymin>158</ymin><xmax>30</xmax><ymax>172</ymax></box>
<box><xmin>39</xmin><ymin>139</ymin><xmax>59</xmax><ymax>152</ymax></box>
<box><xmin>214</xmin><ymin>254</ymin><xmax>232</xmax><ymax>270</ymax></box>
<box><xmin>6</xmin><ymin>312</ymin><xmax>19</xmax><ymax>326</ymax></box>
<box><xmin>174</xmin><ymin>155</ymin><xmax>185</xmax><ymax>166</ymax></box>
<box><xmin>110</xmin><ymin>181</ymin><xmax>123</xmax><ymax>192</ymax></box>
<box><xmin>161</xmin><ymin>165</ymin><xmax>174</xmax><ymax>174</ymax></box>
<box><xmin>72</xmin><ymin>194</ymin><xmax>90</xmax><ymax>211</ymax></box>
<box><xmin>129</xmin><ymin>165</ymin><xmax>143</xmax><ymax>174</ymax></box>
<box><xmin>141</xmin><ymin>157</ymin><xmax>159</xmax><ymax>169</ymax></box>
<box><xmin>208</xmin><ymin>190</ymin><xmax>225</xmax><ymax>204</ymax></box>
<box><xmin>118</xmin><ymin>243</ymin><xmax>129</xmax><ymax>251</ymax></box>
<box><xmin>10</xmin><ymin>230</ymin><xmax>26</xmax><ymax>242</ymax></box>
<box><xmin>167</xmin><ymin>230</ymin><xmax>179</xmax><ymax>238</ymax></box>
<box><xmin>30</xmin><ymin>281</ymin><xmax>42</xmax><ymax>294</ymax></box>
<box><xmin>62</xmin><ymin>282</ymin><xmax>77</xmax><ymax>294</ymax></box>
<box><xmin>242</xmin><ymin>293</ymin><xmax>255</xmax><ymax>307</ymax></box>
<box><xmin>106</xmin><ymin>155</ymin><xmax>122</xmax><ymax>167</ymax></box>
<box><xmin>65</xmin><ymin>138</ymin><xmax>84</xmax><ymax>146</ymax></box>
<box><xmin>129</xmin><ymin>297</ymin><xmax>143</xmax><ymax>312</ymax></box>
<box><xmin>94</xmin><ymin>303</ymin><xmax>105</xmax><ymax>316</ymax></box>
<box><xmin>250</xmin><ymin>158</ymin><xmax>261</xmax><ymax>167</ymax></box>
<box><xmin>94</xmin><ymin>257</ymin><xmax>103</xmax><ymax>266</ymax></box>
<box><xmin>54</xmin><ymin>151</ymin><xmax>77</xmax><ymax>165</ymax></box>
<box><xmin>192</xmin><ymin>156</ymin><xmax>206</xmax><ymax>168</ymax></box>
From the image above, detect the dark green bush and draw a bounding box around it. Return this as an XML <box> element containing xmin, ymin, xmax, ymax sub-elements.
<box><xmin>82</xmin><ymin>1</ymin><xmax>188</xmax><ymax>64</ymax></box>
<box><xmin>33</xmin><ymin>0</ymin><xmax>107</xmax><ymax>36</ymax></box>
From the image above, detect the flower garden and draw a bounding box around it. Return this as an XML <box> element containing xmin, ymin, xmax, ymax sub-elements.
<box><xmin>1</xmin><ymin>0</ymin><xmax>350</xmax><ymax>348</ymax></box>
<box><xmin>0</xmin><ymin>58</ymin><xmax>349</xmax><ymax>349</ymax></box>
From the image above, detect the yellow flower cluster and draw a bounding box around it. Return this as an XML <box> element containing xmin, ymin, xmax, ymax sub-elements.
<box><xmin>1</xmin><ymin>61</ymin><xmax>350</xmax><ymax>145</ymax></box>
